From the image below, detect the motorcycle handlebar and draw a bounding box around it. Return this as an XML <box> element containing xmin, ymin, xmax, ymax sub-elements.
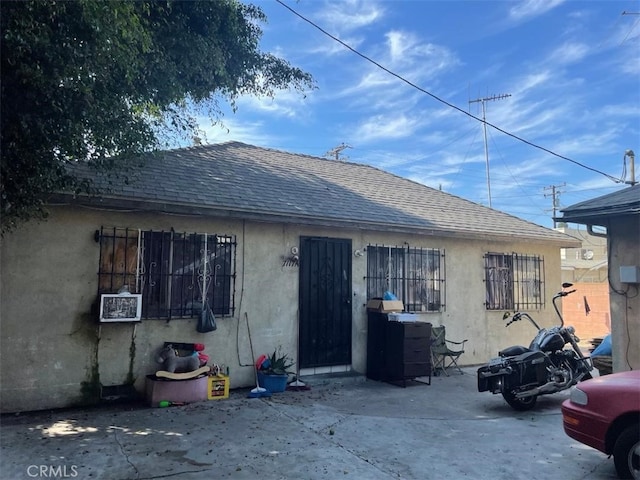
<box><xmin>559</xmin><ymin>289</ymin><xmax>577</xmax><ymax>297</ymax></box>
<box><xmin>505</xmin><ymin>313</ymin><xmax>521</xmax><ymax>327</ymax></box>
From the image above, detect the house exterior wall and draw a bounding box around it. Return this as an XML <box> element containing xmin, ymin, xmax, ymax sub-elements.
<box><xmin>1</xmin><ymin>206</ymin><xmax>565</xmax><ymax>412</ymax></box>
<box><xmin>607</xmin><ymin>216</ymin><xmax>640</xmax><ymax>372</ymax></box>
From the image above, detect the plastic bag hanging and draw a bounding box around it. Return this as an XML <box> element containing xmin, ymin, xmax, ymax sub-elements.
<box><xmin>197</xmin><ymin>301</ymin><xmax>217</xmax><ymax>333</ymax></box>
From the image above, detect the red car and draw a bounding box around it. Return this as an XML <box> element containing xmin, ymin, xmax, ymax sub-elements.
<box><xmin>562</xmin><ymin>370</ymin><xmax>640</xmax><ymax>479</ymax></box>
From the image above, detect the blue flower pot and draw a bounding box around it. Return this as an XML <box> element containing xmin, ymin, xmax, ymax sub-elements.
<box><xmin>257</xmin><ymin>372</ymin><xmax>288</xmax><ymax>393</ymax></box>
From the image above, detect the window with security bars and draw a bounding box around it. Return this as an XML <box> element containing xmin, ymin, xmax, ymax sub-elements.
<box><xmin>366</xmin><ymin>245</ymin><xmax>445</xmax><ymax>312</ymax></box>
<box><xmin>97</xmin><ymin>227</ymin><xmax>236</xmax><ymax>319</ymax></box>
<box><xmin>484</xmin><ymin>252</ymin><xmax>544</xmax><ymax>310</ymax></box>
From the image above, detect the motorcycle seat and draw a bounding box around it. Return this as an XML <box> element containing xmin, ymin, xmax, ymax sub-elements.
<box><xmin>499</xmin><ymin>345</ymin><xmax>530</xmax><ymax>357</ymax></box>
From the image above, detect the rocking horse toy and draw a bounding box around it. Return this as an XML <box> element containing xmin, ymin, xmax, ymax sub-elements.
<box><xmin>155</xmin><ymin>344</ymin><xmax>210</xmax><ymax>380</ymax></box>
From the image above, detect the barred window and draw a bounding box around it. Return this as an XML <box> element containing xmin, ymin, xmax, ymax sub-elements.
<box><xmin>485</xmin><ymin>252</ymin><xmax>544</xmax><ymax>310</ymax></box>
<box><xmin>366</xmin><ymin>245</ymin><xmax>445</xmax><ymax>312</ymax></box>
<box><xmin>97</xmin><ymin>227</ymin><xmax>236</xmax><ymax>319</ymax></box>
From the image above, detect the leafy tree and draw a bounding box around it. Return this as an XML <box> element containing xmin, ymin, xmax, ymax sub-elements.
<box><xmin>1</xmin><ymin>0</ymin><xmax>313</xmax><ymax>233</ymax></box>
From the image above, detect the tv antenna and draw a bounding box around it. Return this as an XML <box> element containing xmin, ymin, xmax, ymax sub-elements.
<box><xmin>326</xmin><ymin>143</ymin><xmax>352</xmax><ymax>161</ymax></box>
<box><xmin>469</xmin><ymin>93</ymin><xmax>511</xmax><ymax>208</ymax></box>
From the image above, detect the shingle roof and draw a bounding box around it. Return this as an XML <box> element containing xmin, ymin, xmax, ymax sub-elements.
<box><xmin>559</xmin><ymin>184</ymin><xmax>640</xmax><ymax>226</ymax></box>
<box><xmin>61</xmin><ymin>141</ymin><xmax>578</xmax><ymax>245</ymax></box>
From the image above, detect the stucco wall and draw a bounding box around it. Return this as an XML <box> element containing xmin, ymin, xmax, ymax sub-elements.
<box><xmin>1</xmin><ymin>206</ymin><xmax>566</xmax><ymax>412</ymax></box>
<box><xmin>607</xmin><ymin>216</ymin><xmax>640</xmax><ymax>372</ymax></box>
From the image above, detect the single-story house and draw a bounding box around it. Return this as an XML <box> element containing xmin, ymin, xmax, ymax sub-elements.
<box><xmin>557</xmin><ymin>184</ymin><xmax>640</xmax><ymax>372</ymax></box>
<box><xmin>0</xmin><ymin>141</ymin><xmax>580</xmax><ymax>412</ymax></box>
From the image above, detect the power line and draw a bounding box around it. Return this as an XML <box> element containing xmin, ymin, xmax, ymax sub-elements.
<box><xmin>275</xmin><ymin>0</ymin><xmax>622</xmax><ymax>184</ymax></box>
<box><xmin>620</xmin><ymin>11</ymin><xmax>640</xmax><ymax>44</ymax></box>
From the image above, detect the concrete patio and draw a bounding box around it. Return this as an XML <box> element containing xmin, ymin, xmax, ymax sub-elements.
<box><xmin>0</xmin><ymin>367</ymin><xmax>616</xmax><ymax>479</ymax></box>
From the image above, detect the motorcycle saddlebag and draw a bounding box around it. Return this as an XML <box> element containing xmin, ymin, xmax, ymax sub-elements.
<box><xmin>502</xmin><ymin>350</ymin><xmax>547</xmax><ymax>390</ymax></box>
<box><xmin>477</xmin><ymin>357</ymin><xmax>509</xmax><ymax>392</ymax></box>
<box><xmin>477</xmin><ymin>351</ymin><xmax>547</xmax><ymax>392</ymax></box>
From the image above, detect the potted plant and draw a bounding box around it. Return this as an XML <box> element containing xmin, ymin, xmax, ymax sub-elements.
<box><xmin>256</xmin><ymin>347</ymin><xmax>295</xmax><ymax>393</ymax></box>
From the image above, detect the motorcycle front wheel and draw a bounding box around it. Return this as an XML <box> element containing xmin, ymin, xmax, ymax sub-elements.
<box><xmin>502</xmin><ymin>390</ymin><xmax>537</xmax><ymax>411</ymax></box>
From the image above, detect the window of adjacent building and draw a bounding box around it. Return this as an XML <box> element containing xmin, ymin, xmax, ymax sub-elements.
<box><xmin>484</xmin><ymin>252</ymin><xmax>544</xmax><ymax>310</ymax></box>
<box><xmin>97</xmin><ymin>227</ymin><xmax>236</xmax><ymax>319</ymax></box>
<box><xmin>366</xmin><ymin>244</ymin><xmax>445</xmax><ymax>312</ymax></box>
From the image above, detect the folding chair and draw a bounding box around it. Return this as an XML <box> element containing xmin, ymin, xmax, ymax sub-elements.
<box><xmin>431</xmin><ymin>325</ymin><xmax>467</xmax><ymax>376</ymax></box>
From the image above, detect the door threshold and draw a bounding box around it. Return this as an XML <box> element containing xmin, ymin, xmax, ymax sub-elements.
<box><xmin>299</xmin><ymin>365</ymin><xmax>352</xmax><ymax>377</ymax></box>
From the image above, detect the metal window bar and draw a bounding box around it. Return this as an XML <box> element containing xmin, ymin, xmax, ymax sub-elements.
<box><xmin>366</xmin><ymin>244</ymin><xmax>445</xmax><ymax>312</ymax></box>
<box><xmin>98</xmin><ymin>228</ymin><xmax>236</xmax><ymax>319</ymax></box>
<box><xmin>513</xmin><ymin>253</ymin><xmax>545</xmax><ymax>310</ymax></box>
<box><xmin>485</xmin><ymin>252</ymin><xmax>544</xmax><ymax>310</ymax></box>
<box><xmin>485</xmin><ymin>253</ymin><xmax>513</xmax><ymax>310</ymax></box>
<box><xmin>404</xmin><ymin>247</ymin><xmax>444</xmax><ymax>312</ymax></box>
<box><xmin>366</xmin><ymin>244</ymin><xmax>400</xmax><ymax>300</ymax></box>
<box><xmin>97</xmin><ymin>227</ymin><xmax>140</xmax><ymax>295</ymax></box>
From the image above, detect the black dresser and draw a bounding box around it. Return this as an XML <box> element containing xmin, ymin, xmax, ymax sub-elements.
<box><xmin>366</xmin><ymin>311</ymin><xmax>431</xmax><ymax>386</ymax></box>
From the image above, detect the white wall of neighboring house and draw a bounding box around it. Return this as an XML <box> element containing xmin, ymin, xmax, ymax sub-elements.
<box><xmin>1</xmin><ymin>205</ymin><xmax>566</xmax><ymax>412</ymax></box>
<box><xmin>557</xmin><ymin>226</ymin><xmax>610</xmax><ymax>349</ymax></box>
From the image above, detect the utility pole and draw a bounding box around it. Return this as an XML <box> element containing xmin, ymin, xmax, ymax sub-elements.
<box><xmin>544</xmin><ymin>182</ymin><xmax>566</xmax><ymax>228</ymax></box>
<box><xmin>325</xmin><ymin>143</ymin><xmax>352</xmax><ymax>161</ymax></box>
<box><xmin>469</xmin><ymin>94</ymin><xmax>511</xmax><ymax>208</ymax></box>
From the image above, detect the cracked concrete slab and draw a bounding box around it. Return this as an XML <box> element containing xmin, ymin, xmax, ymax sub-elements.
<box><xmin>0</xmin><ymin>368</ymin><xmax>617</xmax><ymax>479</ymax></box>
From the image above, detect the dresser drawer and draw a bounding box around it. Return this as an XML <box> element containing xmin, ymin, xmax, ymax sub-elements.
<box><xmin>403</xmin><ymin>338</ymin><xmax>429</xmax><ymax>362</ymax></box>
<box><xmin>402</xmin><ymin>322</ymin><xmax>430</xmax><ymax>339</ymax></box>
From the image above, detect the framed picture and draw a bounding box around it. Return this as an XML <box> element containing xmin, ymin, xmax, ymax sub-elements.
<box><xmin>99</xmin><ymin>294</ymin><xmax>142</xmax><ymax>322</ymax></box>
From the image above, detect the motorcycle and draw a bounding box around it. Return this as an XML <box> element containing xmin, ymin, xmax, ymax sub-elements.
<box><xmin>477</xmin><ymin>282</ymin><xmax>593</xmax><ymax>411</ymax></box>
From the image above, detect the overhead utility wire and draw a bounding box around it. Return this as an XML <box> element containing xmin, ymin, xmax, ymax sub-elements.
<box><xmin>276</xmin><ymin>0</ymin><xmax>621</xmax><ymax>184</ymax></box>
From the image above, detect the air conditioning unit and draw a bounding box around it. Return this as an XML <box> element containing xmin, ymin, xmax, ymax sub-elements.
<box><xmin>99</xmin><ymin>294</ymin><xmax>142</xmax><ymax>322</ymax></box>
<box><xmin>581</xmin><ymin>249</ymin><xmax>594</xmax><ymax>260</ymax></box>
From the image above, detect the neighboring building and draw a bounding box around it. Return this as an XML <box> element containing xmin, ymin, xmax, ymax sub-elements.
<box><xmin>558</xmin><ymin>184</ymin><xmax>640</xmax><ymax>372</ymax></box>
<box><xmin>556</xmin><ymin>225</ymin><xmax>610</xmax><ymax>348</ymax></box>
<box><xmin>0</xmin><ymin>142</ymin><xmax>579</xmax><ymax>412</ymax></box>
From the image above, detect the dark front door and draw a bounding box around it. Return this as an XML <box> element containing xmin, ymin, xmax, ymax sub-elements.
<box><xmin>299</xmin><ymin>237</ymin><xmax>352</xmax><ymax>369</ymax></box>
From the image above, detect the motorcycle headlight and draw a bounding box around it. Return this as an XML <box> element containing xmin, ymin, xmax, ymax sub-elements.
<box><xmin>570</xmin><ymin>387</ymin><xmax>588</xmax><ymax>406</ymax></box>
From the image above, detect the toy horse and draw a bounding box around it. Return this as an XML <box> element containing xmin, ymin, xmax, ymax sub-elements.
<box><xmin>156</xmin><ymin>344</ymin><xmax>201</xmax><ymax>373</ymax></box>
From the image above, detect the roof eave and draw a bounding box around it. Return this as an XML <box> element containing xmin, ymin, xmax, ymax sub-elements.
<box><xmin>50</xmin><ymin>193</ymin><xmax>578</xmax><ymax>247</ymax></box>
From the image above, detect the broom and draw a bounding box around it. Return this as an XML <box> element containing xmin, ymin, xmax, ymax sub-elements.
<box><xmin>287</xmin><ymin>309</ymin><xmax>310</xmax><ymax>391</ymax></box>
<box><xmin>245</xmin><ymin>313</ymin><xmax>271</xmax><ymax>398</ymax></box>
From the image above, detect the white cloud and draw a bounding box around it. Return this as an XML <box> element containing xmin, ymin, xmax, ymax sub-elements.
<box><xmin>512</xmin><ymin>71</ymin><xmax>553</xmax><ymax>96</ymax></box>
<box><xmin>315</xmin><ymin>0</ymin><xmax>385</xmax><ymax>34</ymax></box>
<box><xmin>384</xmin><ymin>30</ymin><xmax>458</xmax><ymax>74</ymax></box>
<box><xmin>550</xmin><ymin>128</ymin><xmax>622</xmax><ymax>158</ymax></box>
<box><xmin>509</xmin><ymin>0</ymin><xmax>567</xmax><ymax>22</ymax></box>
<box><xmin>352</xmin><ymin>114</ymin><xmax>425</xmax><ymax>143</ymax></box>
<box><xmin>306</xmin><ymin>34</ymin><xmax>366</xmax><ymax>57</ymax></box>
<box><xmin>332</xmin><ymin>29</ymin><xmax>459</xmax><ymax>115</ymax></box>
<box><xmin>234</xmin><ymin>88</ymin><xmax>313</xmax><ymax>120</ymax></box>
<box><xmin>197</xmin><ymin>117</ymin><xmax>281</xmax><ymax>147</ymax></box>
<box><xmin>547</xmin><ymin>42</ymin><xmax>589</xmax><ymax>65</ymax></box>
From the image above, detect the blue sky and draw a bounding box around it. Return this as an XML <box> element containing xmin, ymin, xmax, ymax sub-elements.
<box><xmin>197</xmin><ymin>0</ymin><xmax>640</xmax><ymax>229</ymax></box>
